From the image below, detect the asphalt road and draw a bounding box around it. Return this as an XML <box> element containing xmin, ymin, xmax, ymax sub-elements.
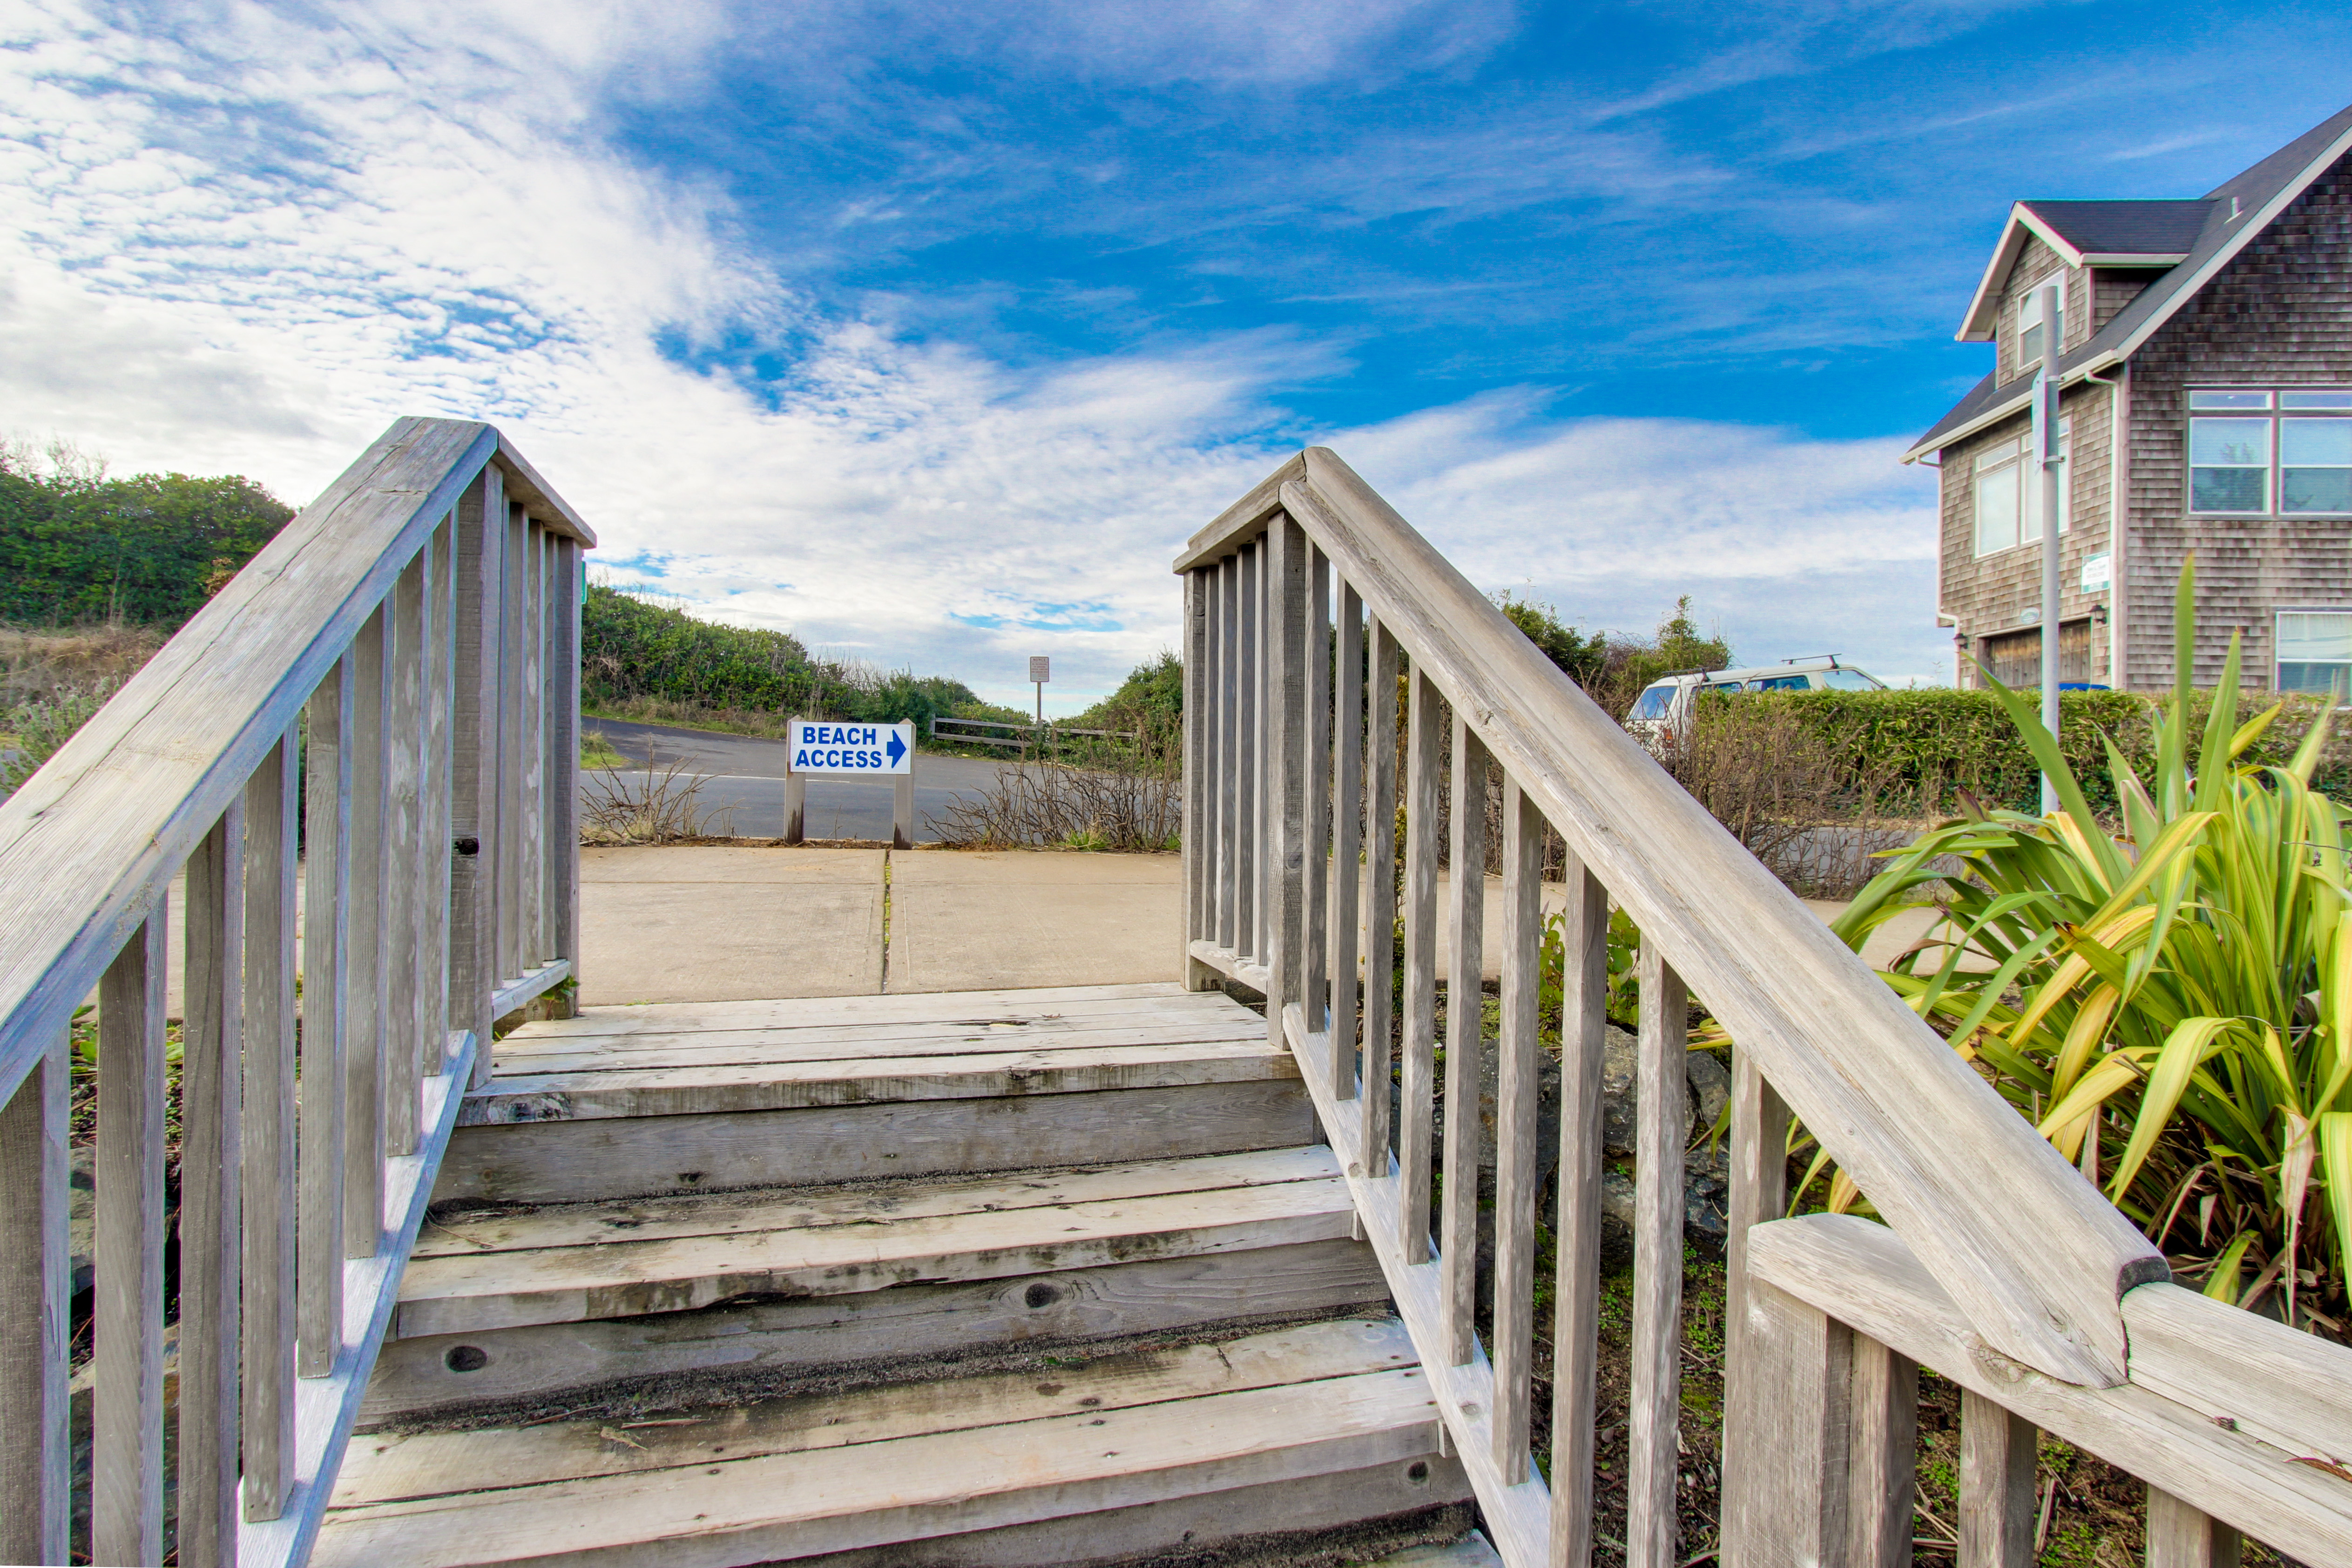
<box><xmin>581</xmin><ymin>717</ymin><xmax>1014</xmax><ymax>843</ymax></box>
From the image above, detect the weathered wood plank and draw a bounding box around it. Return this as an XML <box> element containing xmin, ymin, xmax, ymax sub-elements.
<box><xmin>363</xmin><ymin>1237</ymin><xmax>1390</xmax><ymax>1425</ymax></box>
<box><xmin>451</xmin><ymin>467</ymin><xmax>503</xmax><ymax>1087</ymax></box>
<box><xmin>2122</xmin><ymin>1278</ymin><xmax>2352</xmax><ymax>1462</ymax></box>
<box><xmin>1303</xmin><ymin>542</ymin><xmax>1331</xmax><ymax>1031</ymax></box>
<box><xmin>243</xmin><ymin>733</ymin><xmax>301</xmax><ymax>1521</ymax></box>
<box><xmin>1491</xmin><ymin>780</ymin><xmax>1541</xmax><ymax>1483</ymax></box>
<box><xmin>1549</xmin><ymin>856</ymin><xmax>1608</xmax><ymax>1568</ymax></box>
<box><xmin>397</xmin><ymin>1176</ymin><xmax>1358</xmax><ymax>1338</ymax></box>
<box><xmin>1279</xmin><ymin>452</ymin><xmax>2159</xmax><ymax>1385</ymax></box>
<box><xmin>0</xmin><ymin>1029</ymin><xmax>69</xmax><ymax>1566</ymax></box>
<box><xmin>346</xmin><ymin>1318</ymin><xmax>1411</xmax><ymax>1504</ymax></box>
<box><xmin>1440</xmin><ymin>717</ymin><xmax>1488</xmax><ymax>1366</ymax></box>
<box><xmin>417</xmin><ymin>1145</ymin><xmax>1344</xmax><ymax>1256</ymax></box>
<box><xmin>387</xmin><ymin>548</ymin><xmax>426</xmax><ymax>1157</ymax></box>
<box><xmin>1330</xmin><ymin>578</ymin><xmax>1365</xmax><ymax>1097</ymax></box>
<box><xmin>1960</xmin><ymin>1388</ymin><xmax>2038</xmax><ymax>1568</ymax></box>
<box><xmin>301</xmin><ymin>656</ymin><xmax>354</xmax><ymax>1378</ymax></box>
<box><xmin>1718</xmin><ymin>1275</ymin><xmax>1851</xmax><ymax>1568</ymax></box>
<box><xmin>510</xmin><ymin>982</ymin><xmax>1212</xmax><ymax>1041</ymax></box>
<box><xmin>434</xmin><ymin>1078</ymin><xmax>1318</xmax><ymax>1206</ymax></box>
<box><xmin>0</xmin><ymin>419</ymin><xmax>498</xmax><ymax>1101</ymax></box>
<box><xmin>1218</xmin><ymin>554</ymin><xmax>1239</xmax><ymax>953</ymax></box>
<box><xmin>1362</xmin><ymin>618</ymin><xmax>1399</xmax><ymax>1177</ymax></box>
<box><xmin>181</xmin><ymin>804</ymin><xmax>247</xmax><ymax>1568</ymax></box>
<box><xmin>1174</xmin><ymin>449</ymin><xmax>1302</xmax><ymax>572</ymax></box>
<box><xmin>1267</xmin><ymin>514</ymin><xmax>1308</xmax><ymax>1044</ymax></box>
<box><xmin>346</xmin><ymin>603</ymin><xmax>391</xmax><ymax>1261</ymax></box>
<box><xmin>1182</xmin><ymin>566</ymin><xmax>1210</xmax><ymax>985</ymax></box>
<box><xmin>421</xmin><ymin>515</ymin><xmax>457</xmax><ymax>1081</ymax></box>
<box><xmin>1627</xmin><ymin>941</ymin><xmax>1687</xmax><ymax>1568</ymax></box>
<box><xmin>1848</xmin><ymin>1334</ymin><xmax>1918</xmax><ymax>1568</ymax></box>
<box><xmin>492</xmin><ymin>1014</ymin><xmax>1272</xmax><ymax>1074</ymax></box>
<box><xmin>1749</xmin><ymin>1214</ymin><xmax>2352</xmax><ymax>1568</ymax></box>
<box><xmin>2145</xmin><ymin>1487</ymin><xmax>2242</xmax><ymax>1568</ymax></box>
<box><xmin>95</xmin><ymin>907</ymin><xmax>169</xmax><ymax>1566</ymax></box>
<box><xmin>549</xmin><ymin>537</ymin><xmax>581</xmax><ymax>987</ymax></box>
<box><xmin>490</xmin><ymin>435</ymin><xmax>598</xmax><ymax>547</ymax></box>
<box><xmin>1237</xmin><ymin>541</ymin><xmax>1259</xmax><ymax>960</ymax></box>
<box><xmin>497</xmin><ymin>501</ymin><xmax>526</xmax><ymax>987</ymax></box>
<box><xmin>461</xmin><ymin>1040</ymin><xmax>1301</xmax><ymax>1123</ymax></box>
<box><xmin>314</xmin><ymin>1365</ymin><xmax>1439</xmax><ymax>1568</ymax></box>
<box><xmin>521</xmin><ymin>524</ymin><xmax>547</xmax><ymax>965</ymax></box>
<box><xmin>1399</xmin><ymin>669</ymin><xmax>1441</xmax><ymax>1265</ymax></box>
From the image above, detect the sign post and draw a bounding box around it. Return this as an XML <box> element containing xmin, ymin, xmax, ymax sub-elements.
<box><xmin>1029</xmin><ymin>656</ymin><xmax>1050</xmax><ymax>728</ymax></box>
<box><xmin>2033</xmin><ymin>282</ymin><xmax>2067</xmax><ymax>816</ymax></box>
<box><xmin>783</xmin><ymin>717</ymin><xmax>918</xmax><ymax>849</ymax></box>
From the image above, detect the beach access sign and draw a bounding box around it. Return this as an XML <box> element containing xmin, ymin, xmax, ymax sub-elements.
<box><xmin>787</xmin><ymin>719</ymin><xmax>914</xmax><ymax>776</ymax></box>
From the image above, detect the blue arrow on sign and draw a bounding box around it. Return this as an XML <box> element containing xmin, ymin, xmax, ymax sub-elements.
<box><xmin>886</xmin><ymin>730</ymin><xmax>907</xmax><ymax>767</ymax></box>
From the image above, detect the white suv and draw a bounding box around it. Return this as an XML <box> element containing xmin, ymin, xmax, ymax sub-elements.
<box><xmin>1623</xmin><ymin>656</ymin><xmax>1886</xmax><ymax>745</ymax></box>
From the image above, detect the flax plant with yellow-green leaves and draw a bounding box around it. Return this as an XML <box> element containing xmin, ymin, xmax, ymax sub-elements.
<box><xmin>1828</xmin><ymin>560</ymin><xmax>2352</xmax><ymax>1333</ymax></box>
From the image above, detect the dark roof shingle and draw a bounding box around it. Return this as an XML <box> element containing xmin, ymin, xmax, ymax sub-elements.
<box><xmin>2017</xmin><ymin>199</ymin><xmax>2211</xmax><ymax>258</ymax></box>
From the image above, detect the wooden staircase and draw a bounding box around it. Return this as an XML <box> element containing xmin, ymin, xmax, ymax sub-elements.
<box><xmin>316</xmin><ymin>983</ymin><xmax>1499</xmax><ymax>1567</ymax></box>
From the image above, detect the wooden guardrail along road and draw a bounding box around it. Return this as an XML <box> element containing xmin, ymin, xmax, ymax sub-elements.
<box><xmin>3</xmin><ymin>431</ymin><xmax>2341</xmax><ymax>1568</ymax></box>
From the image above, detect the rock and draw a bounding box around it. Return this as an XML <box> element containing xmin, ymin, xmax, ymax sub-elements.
<box><xmin>1686</xmin><ymin>1049</ymin><xmax>1730</xmax><ymax>1142</ymax></box>
<box><xmin>69</xmin><ymin>1144</ymin><xmax>94</xmax><ymax>1297</ymax></box>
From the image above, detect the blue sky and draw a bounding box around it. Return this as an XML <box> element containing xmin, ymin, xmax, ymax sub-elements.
<box><xmin>3</xmin><ymin>1</ymin><xmax>2349</xmax><ymax>706</ymax></box>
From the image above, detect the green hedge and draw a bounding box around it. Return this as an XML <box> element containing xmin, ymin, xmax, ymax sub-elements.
<box><xmin>0</xmin><ymin>466</ymin><xmax>293</xmax><ymax>626</ymax></box>
<box><xmin>1703</xmin><ymin>687</ymin><xmax>2352</xmax><ymax>815</ymax></box>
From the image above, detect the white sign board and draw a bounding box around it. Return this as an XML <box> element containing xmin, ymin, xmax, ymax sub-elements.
<box><xmin>1029</xmin><ymin>656</ymin><xmax>1051</xmax><ymax>683</ymax></box>
<box><xmin>787</xmin><ymin>719</ymin><xmax>914</xmax><ymax>776</ymax></box>
<box><xmin>2081</xmin><ymin>552</ymin><xmax>2112</xmax><ymax>593</ymax></box>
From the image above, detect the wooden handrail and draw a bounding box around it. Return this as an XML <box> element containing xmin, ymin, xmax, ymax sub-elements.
<box><xmin>0</xmin><ymin>418</ymin><xmax>590</xmax><ymax>1568</ymax></box>
<box><xmin>1174</xmin><ymin>447</ymin><xmax>2174</xmax><ymax>1567</ymax></box>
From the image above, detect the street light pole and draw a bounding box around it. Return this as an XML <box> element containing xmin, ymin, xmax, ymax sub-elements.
<box><xmin>2034</xmin><ymin>281</ymin><xmax>2067</xmax><ymax>816</ymax></box>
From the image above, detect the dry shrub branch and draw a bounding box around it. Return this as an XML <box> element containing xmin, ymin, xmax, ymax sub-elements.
<box><xmin>580</xmin><ymin>762</ymin><xmax>735</xmax><ymax>844</ymax></box>
<box><xmin>936</xmin><ymin>746</ymin><xmax>1180</xmax><ymax>852</ymax></box>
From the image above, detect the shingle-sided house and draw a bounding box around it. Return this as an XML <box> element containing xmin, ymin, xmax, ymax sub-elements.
<box><xmin>1907</xmin><ymin>104</ymin><xmax>2352</xmax><ymax>694</ymax></box>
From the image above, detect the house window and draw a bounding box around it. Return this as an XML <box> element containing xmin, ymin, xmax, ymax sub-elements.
<box><xmin>2277</xmin><ymin>610</ymin><xmax>2352</xmax><ymax>696</ymax></box>
<box><xmin>2188</xmin><ymin>390</ymin><xmax>2352</xmax><ymax>516</ymax></box>
<box><xmin>1971</xmin><ymin>424</ymin><xmax>2072</xmax><ymax>556</ymax></box>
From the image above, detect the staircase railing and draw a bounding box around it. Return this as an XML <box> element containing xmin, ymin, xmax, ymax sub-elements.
<box><xmin>0</xmin><ymin>418</ymin><xmax>588</xmax><ymax>1568</ymax></box>
<box><xmin>1176</xmin><ymin>447</ymin><xmax>2352</xmax><ymax>1566</ymax></box>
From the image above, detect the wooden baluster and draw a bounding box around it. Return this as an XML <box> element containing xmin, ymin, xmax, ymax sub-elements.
<box><xmin>1266</xmin><ymin>515</ymin><xmax>1308</xmax><ymax>1044</ymax></box>
<box><xmin>0</xmin><ymin>1027</ymin><xmax>70</xmax><ymax>1566</ymax></box>
<box><xmin>1302</xmin><ymin>545</ymin><xmax>1330</xmax><ymax>1032</ymax></box>
<box><xmin>95</xmin><ymin>906</ymin><xmax>169</xmax><ymax>1566</ymax></box>
<box><xmin>1628</xmin><ymin>940</ymin><xmax>1688</xmax><ymax>1568</ymax></box>
<box><xmin>1492</xmin><ymin>777</ymin><xmax>1541</xmax><ymax>1480</ymax></box>
<box><xmin>1960</xmin><ymin>1391</ymin><xmax>2038</xmax><ymax>1568</ymax></box>
<box><xmin>453</xmin><ymin>469</ymin><xmax>503</xmax><ymax>1086</ymax></box>
<box><xmin>243</xmin><ymin>733</ymin><xmax>299</xmax><ymax>1521</ymax></box>
<box><xmin>1549</xmin><ymin>856</ymin><xmax>1608</xmax><ymax>1568</ymax></box>
<box><xmin>419</xmin><ymin>515</ymin><xmax>456</xmax><ymax>1081</ymax></box>
<box><xmin>181</xmin><ymin>803</ymin><xmax>246</xmax><ymax>1568</ymax></box>
<box><xmin>521</xmin><ymin>524</ymin><xmax>546</xmax><ymax>967</ymax></box>
<box><xmin>499</xmin><ymin>500</ymin><xmax>527</xmax><ymax>987</ymax></box>
<box><xmin>2144</xmin><ymin>1486</ymin><xmax>2242</xmax><ymax>1568</ymax></box>
<box><xmin>551</xmin><ymin>536</ymin><xmax>581</xmax><ymax>989</ymax></box>
<box><xmin>1235</xmin><ymin>542</ymin><xmax>1257</xmax><ymax>961</ymax></box>
<box><xmin>346</xmin><ymin>604</ymin><xmax>391</xmax><ymax>1260</ymax></box>
<box><xmin>1360</xmin><ymin>618</ymin><xmax>1399</xmax><ymax>1174</ymax></box>
<box><xmin>1850</xmin><ymin>1334</ymin><xmax>1919</xmax><ymax>1568</ymax></box>
<box><xmin>387</xmin><ymin>549</ymin><xmax>426</xmax><ymax>1156</ymax></box>
<box><xmin>1256</xmin><ymin>533</ymin><xmax>1276</xmax><ymax>964</ymax></box>
<box><xmin>1217</xmin><ymin>553</ymin><xmax>1239</xmax><ymax>956</ymax></box>
<box><xmin>301</xmin><ymin>655</ymin><xmax>353</xmax><ymax>1378</ymax></box>
<box><xmin>1181</xmin><ymin>565</ymin><xmax>1209</xmax><ymax>984</ymax></box>
<box><xmin>1398</xmin><ymin>666</ymin><xmax>1441</xmax><ymax>1261</ymax></box>
<box><xmin>1329</xmin><ymin>580</ymin><xmax>1364</xmax><ymax>1099</ymax></box>
<box><xmin>1722</xmin><ymin>1056</ymin><xmax>1857</xmax><ymax>1564</ymax></box>
<box><xmin>1440</xmin><ymin>716</ymin><xmax>1490</xmax><ymax>1364</ymax></box>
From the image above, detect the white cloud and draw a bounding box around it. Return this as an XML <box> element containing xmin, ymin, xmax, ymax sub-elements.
<box><xmin>0</xmin><ymin>0</ymin><xmax>1953</xmax><ymax>713</ymax></box>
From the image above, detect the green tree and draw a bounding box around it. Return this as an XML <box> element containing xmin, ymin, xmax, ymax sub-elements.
<box><xmin>0</xmin><ymin>460</ymin><xmax>295</xmax><ymax>626</ymax></box>
<box><xmin>1492</xmin><ymin>593</ymin><xmax>1604</xmax><ymax>685</ymax></box>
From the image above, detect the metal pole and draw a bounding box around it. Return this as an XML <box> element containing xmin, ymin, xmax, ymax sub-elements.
<box><xmin>2034</xmin><ymin>282</ymin><xmax>2066</xmax><ymax>816</ymax></box>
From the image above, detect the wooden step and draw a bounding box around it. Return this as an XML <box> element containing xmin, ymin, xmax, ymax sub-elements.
<box><xmin>1368</xmin><ymin>1533</ymin><xmax>1505</xmax><ymax>1566</ymax></box>
<box><xmin>318</xmin><ymin>1319</ymin><xmax>1465</xmax><ymax>1568</ymax></box>
<box><xmin>437</xmin><ymin>984</ymin><xmax>1306</xmax><ymax>1204</ymax></box>
<box><xmin>397</xmin><ymin>1147</ymin><xmax>1356</xmax><ymax>1340</ymax></box>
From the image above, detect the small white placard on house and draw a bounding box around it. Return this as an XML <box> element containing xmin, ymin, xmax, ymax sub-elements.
<box><xmin>2082</xmin><ymin>552</ymin><xmax>2112</xmax><ymax>593</ymax></box>
<box><xmin>787</xmin><ymin>719</ymin><xmax>914</xmax><ymax>776</ymax></box>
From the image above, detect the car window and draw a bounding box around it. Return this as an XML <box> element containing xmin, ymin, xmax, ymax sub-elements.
<box><xmin>1819</xmin><ymin>669</ymin><xmax>1884</xmax><ymax>690</ymax></box>
<box><xmin>1629</xmin><ymin>684</ymin><xmax>1677</xmax><ymax>721</ymax></box>
<box><xmin>1749</xmin><ymin>675</ymin><xmax>1810</xmax><ymax>691</ymax></box>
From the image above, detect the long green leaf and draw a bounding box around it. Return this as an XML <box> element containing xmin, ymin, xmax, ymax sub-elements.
<box><xmin>2110</xmin><ymin>1018</ymin><xmax>2242</xmax><ymax>1202</ymax></box>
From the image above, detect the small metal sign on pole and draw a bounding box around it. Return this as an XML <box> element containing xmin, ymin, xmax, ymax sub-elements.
<box><xmin>1029</xmin><ymin>656</ymin><xmax>1050</xmax><ymax>727</ymax></box>
<box><xmin>780</xmin><ymin>717</ymin><xmax>917</xmax><ymax>849</ymax></box>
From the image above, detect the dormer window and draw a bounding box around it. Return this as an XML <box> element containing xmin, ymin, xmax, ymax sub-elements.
<box><xmin>2017</xmin><ymin>309</ymin><xmax>2045</xmax><ymax>371</ymax></box>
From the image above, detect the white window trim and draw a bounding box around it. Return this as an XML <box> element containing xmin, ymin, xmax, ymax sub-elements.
<box><xmin>1969</xmin><ymin>419</ymin><xmax>2073</xmax><ymax>558</ymax></box>
<box><xmin>2275</xmin><ymin>607</ymin><xmax>2352</xmax><ymax>699</ymax></box>
<box><xmin>2188</xmin><ymin>388</ymin><xmax>2352</xmax><ymax>518</ymax></box>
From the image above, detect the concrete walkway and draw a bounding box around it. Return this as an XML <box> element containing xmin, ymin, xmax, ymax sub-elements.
<box><xmin>574</xmin><ymin>845</ymin><xmax>1970</xmax><ymax>1007</ymax></box>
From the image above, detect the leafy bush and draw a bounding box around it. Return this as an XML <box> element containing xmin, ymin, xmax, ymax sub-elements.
<box><xmin>0</xmin><ymin>450</ymin><xmax>293</xmax><ymax>627</ymax></box>
<box><xmin>1832</xmin><ymin>560</ymin><xmax>2352</xmax><ymax>1333</ymax></box>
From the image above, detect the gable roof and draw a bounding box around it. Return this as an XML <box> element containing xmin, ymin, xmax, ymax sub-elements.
<box><xmin>1909</xmin><ymin>102</ymin><xmax>2352</xmax><ymax>463</ymax></box>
